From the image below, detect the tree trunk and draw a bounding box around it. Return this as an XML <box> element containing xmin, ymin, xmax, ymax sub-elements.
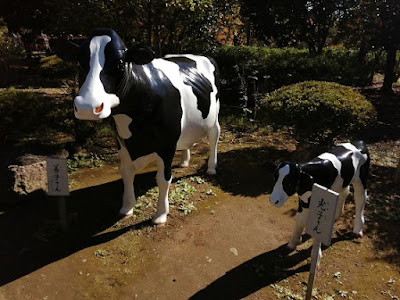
<box><xmin>382</xmin><ymin>47</ymin><xmax>397</xmax><ymax>94</ymax></box>
<box><xmin>147</xmin><ymin>0</ymin><xmax>153</xmax><ymax>46</ymax></box>
<box><xmin>246</xmin><ymin>19</ymin><xmax>251</xmax><ymax>46</ymax></box>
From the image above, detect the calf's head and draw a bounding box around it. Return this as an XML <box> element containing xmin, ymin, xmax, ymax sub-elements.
<box><xmin>69</xmin><ymin>28</ymin><xmax>155</xmax><ymax>120</ymax></box>
<box><xmin>270</xmin><ymin>162</ymin><xmax>314</xmax><ymax>207</ymax></box>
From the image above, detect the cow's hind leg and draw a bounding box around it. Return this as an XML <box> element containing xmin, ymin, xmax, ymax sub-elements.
<box><xmin>207</xmin><ymin>120</ymin><xmax>220</xmax><ymax>175</ymax></box>
<box><xmin>153</xmin><ymin>154</ymin><xmax>173</xmax><ymax>225</ymax></box>
<box><xmin>288</xmin><ymin>209</ymin><xmax>309</xmax><ymax>250</ymax></box>
<box><xmin>352</xmin><ymin>179</ymin><xmax>367</xmax><ymax>237</ymax></box>
<box><xmin>179</xmin><ymin>149</ymin><xmax>190</xmax><ymax>167</ymax></box>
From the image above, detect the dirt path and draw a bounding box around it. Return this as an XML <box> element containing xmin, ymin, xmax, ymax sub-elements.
<box><xmin>1</xmin><ymin>135</ymin><xmax>400</xmax><ymax>299</ymax></box>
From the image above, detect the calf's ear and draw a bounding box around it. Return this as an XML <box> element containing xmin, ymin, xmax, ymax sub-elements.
<box><xmin>124</xmin><ymin>44</ymin><xmax>155</xmax><ymax>65</ymax></box>
<box><xmin>298</xmin><ymin>171</ymin><xmax>314</xmax><ymax>195</ymax></box>
<box><xmin>50</xmin><ymin>38</ymin><xmax>80</xmax><ymax>62</ymax></box>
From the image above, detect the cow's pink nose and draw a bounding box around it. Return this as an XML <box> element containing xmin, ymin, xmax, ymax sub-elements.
<box><xmin>95</xmin><ymin>103</ymin><xmax>104</xmax><ymax>114</ymax></box>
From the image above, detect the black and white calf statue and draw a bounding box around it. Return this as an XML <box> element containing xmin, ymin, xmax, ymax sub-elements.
<box><xmin>270</xmin><ymin>141</ymin><xmax>370</xmax><ymax>250</ymax></box>
<box><xmin>68</xmin><ymin>28</ymin><xmax>220</xmax><ymax>225</ymax></box>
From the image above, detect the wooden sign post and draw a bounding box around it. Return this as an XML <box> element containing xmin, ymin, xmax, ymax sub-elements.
<box><xmin>46</xmin><ymin>158</ymin><xmax>70</xmax><ymax>231</ymax></box>
<box><xmin>305</xmin><ymin>183</ymin><xmax>339</xmax><ymax>300</ymax></box>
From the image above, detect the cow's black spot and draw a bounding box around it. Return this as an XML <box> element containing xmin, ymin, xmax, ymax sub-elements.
<box><xmin>302</xmin><ymin>159</ymin><xmax>338</xmax><ymax>189</ymax></box>
<box><xmin>164</xmin><ymin>57</ymin><xmax>213</xmax><ymax>119</ymax></box>
<box><xmin>281</xmin><ymin>162</ymin><xmax>300</xmax><ymax>197</ymax></box>
<box><xmin>330</xmin><ymin>146</ymin><xmax>355</xmax><ymax>187</ymax></box>
<box><xmin>115</xmin><ymin>63</ymin><xmax>183</xmax><ymax>181</ymax></box>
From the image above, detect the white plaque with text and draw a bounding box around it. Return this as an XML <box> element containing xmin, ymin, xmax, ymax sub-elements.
<box><xmin>306</xmin><ymin>183</ymin><xmax>339</xmax><ymax>246</ymax></box>
<box><xmin>46</xmin><ymin>158</ymin><xmax>70</xmax><ymax>196</ymax></box>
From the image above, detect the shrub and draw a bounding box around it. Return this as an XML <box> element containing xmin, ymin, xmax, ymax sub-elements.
<box><xmin>212</xmin><ymin>46</ymin><xmax>376</xmax><ymax>106</ymax></box>
<box><xmin>258</xmin><ymin>81</ymin><xmax>376</xmax><ymax>145</ymax></box>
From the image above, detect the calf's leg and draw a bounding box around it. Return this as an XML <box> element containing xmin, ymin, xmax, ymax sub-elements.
<box><xmin>207</xmin><ymin>120</ymin><xmax>220</xmax><ymax>175</ymax></box>
<box><xmin>179</xmin><ymin>149</ymin><xmax>190</xmax><ymax>167</ymax></box>
<box><xmin>352</xmin><ymin>179</ymin><xmax>367</xmax><ymax>237</ymax></box>
<box><xmin>335</xmin><ymin>186</ymin><xmax>350</xmax><ymax>221</ymax></box>
<box><xmin>288</xmin><ymin>209</ymin><xmax>309</xmax><ymax>250</ymax></box>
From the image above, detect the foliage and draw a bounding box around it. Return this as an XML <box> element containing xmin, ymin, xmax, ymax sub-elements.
<box><xmin>258</xmin><ymin>81</ymin><xmax>377</xmax><ymax>144</ymax></box>
<box><xmin>0</xmin><ymin>88</ymin><xmax>72</xmax><ymax>142</ymax></box>
<box><xmin>334</xmin><ymin>0</ymin><xmax>400</xmax><ymax>93</ymax></box>
<box><xmin>0</xmin><ymin>18</ymin><xmax>24</xmax><ymax>86</ymax></box>
<box><xmin>214</xmin><ymin>46</ymin><xmax>377</xmax><ymax>106</ymax></box>
<box><xmin>240</xmin><ymin>0</ymin><xmax>343</xmax><ymax>53</ymax></box>
<box><xmin>0</xmin><ymin>88</ymin><xmax>115</xmax><ymax>155</ymax></box>
<box><xmin>39</xmin><ymin>55</ymin><xmax>77</xmax><ymax>80</ymax></box>
<box><xmin>1</xmin><ymin>0</ymin><xmax>221</xmax><ymax>56</ymax></box>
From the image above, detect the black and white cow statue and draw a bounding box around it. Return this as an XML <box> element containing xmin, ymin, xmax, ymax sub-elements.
<box><xmin>70</xmin><ymin>28</ymin><xmax>220</xmax><ymax>225</ymax></box>
<box><xmin>270</xmin><ymin>141</ymin><xmax>370</xmax><ymax>250</ymax></box>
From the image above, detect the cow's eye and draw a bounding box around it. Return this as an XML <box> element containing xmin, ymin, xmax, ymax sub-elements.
<box><xmin>117</xmin><ymin>59</ymin><xmax>125</xmax><ymax>72</ymax></box>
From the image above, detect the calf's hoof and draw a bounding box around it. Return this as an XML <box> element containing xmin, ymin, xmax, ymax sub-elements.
<box><xmin>179</xmin><ymin>162</ymin><xmax>190</xmax><ymax>168</ymax></box>
<box><xmin>287</xmin><ymin>243</ymin><xmax>297</xmax><ymax>251</ymax></box>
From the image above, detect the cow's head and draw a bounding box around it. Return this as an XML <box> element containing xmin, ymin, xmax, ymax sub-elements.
<box><xmin>270</xmin><ymin>161</ymin><xmax>314</xmax><ymax>207</ymax></box>
<box><xmin>67</xmin><ymin>28</ymin><xmax>155</xmax><ymax>120</ymax></box>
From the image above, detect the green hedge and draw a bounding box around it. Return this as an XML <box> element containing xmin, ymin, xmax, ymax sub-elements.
<box><xmin>258</xmin><ymin>81</ymin><xmax>376</xmax><ymax>144</ymax></box>
<box><xmin>213</xmin><ymin>46</ymin><xmax>377</xmax><ymax>105</ymax></box>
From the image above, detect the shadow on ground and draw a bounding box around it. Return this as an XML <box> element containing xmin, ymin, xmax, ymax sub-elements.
<box><xmin>210</xmin><ymin>146</ymin><xmax>294</xmax><ymax>197</ymax></box>
<box><xmin>0</xmin><ymin>144</ymin><xmax>289</xmax><ymax>286</ymax></box>
<box><xmin>189</xmin><ymin>243</ymin><xmax>309</xmax><ymax>299</ymax></box>
<box><xmin>0</xmin><ymin>171</ymin><xmax>157</xmax><ymax>286</ymax></box>
<box><xmin>364</xmin><ymin>164</ymin><xmax>400</xmax><ymax>266</ymax></box>
<box><xmin>189</xmin><ymin>231</ymin><xmax>367</xmax><ymax>300</ymax></box>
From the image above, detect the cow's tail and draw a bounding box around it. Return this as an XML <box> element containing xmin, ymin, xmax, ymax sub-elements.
<box><xmin>352</xmin><ymin>140</ymin><xmax>370</xmax><ymax>189</ymax></box>
<box><xmin>207</xmin><ymin>56</ymin><xmax>220</xmax><ymax>104</ymax></box>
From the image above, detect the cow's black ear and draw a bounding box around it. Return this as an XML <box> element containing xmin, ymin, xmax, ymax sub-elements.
<box><xmin>124</xmin><ymin>44</ymin><xmax>155</xmax><ymax>65</ymax></box>
<box><xmin>298</xmin><ymin>171</ymin><xmax>314</xmax><ymax>195</ymax></box>
<box><xmin>49</xmin><ymin>38</ymin><xmax>80</xmax><ymax>62</ymax></box>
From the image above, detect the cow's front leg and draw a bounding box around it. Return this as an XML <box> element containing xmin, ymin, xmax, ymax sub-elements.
<box><xmin>352</xmin><ymin>180</ymin><xmax>367</xmax><ymax>237</ymax></box>
<box><xmin>288</xmin><ymin>209</ymin><xmax>309</xmax><ymax>250</ymax></box>
<box><xmin>207</xmin><ymin>120</ymin><xmax>220</xmax><ymax>175</ymax></box>
<box><xmin>119</xmin><ymin>163</ymin><xmax>136</xmax><ymax>216</ymax></box>
<box><xmin>179</xmin><ymin>149</ymin><xmax>190</xmax><ymax>167</ymax></box>
<box><xmin>153</xmin><ymin>155</ymin><xmax>172</xmax><ymax>225</ymax></box>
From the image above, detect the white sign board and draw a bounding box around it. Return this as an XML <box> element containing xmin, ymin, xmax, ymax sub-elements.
<box><xmin>46</xmin><ymin>158</ymin><xmax>70</xmax><ymax>196</ymax></box>
<box><xmin>306</xmin><ymin>183</ymin><xmax>339</xmax><ymax>246</ymax></box>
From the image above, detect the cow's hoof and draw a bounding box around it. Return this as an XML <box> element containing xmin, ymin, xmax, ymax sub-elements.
<box><xmin>152</xmin><ymin>214</ymin><xmax>168</xmax><ymax>225</ymax></box>
<box><xmin>207</xmin><ymin>168</ymin><xmax>217</xmax><ymax>175</ymax></box>
<box><xmin>119</xmin><ymin>207</ymin><xmax>133</xmax><ymax>216</ymax></box>
<box><xmin>118</xmin><ymin>213</ymin><xmax>133</xmax><ymax>220</ymax></box>
<box><xmin>352</xmin><ymin>232</ymin><xmax>363</xmax><ymax>238</ymax></box>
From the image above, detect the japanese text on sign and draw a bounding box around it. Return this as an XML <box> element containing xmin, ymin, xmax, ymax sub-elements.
<box><xmin>306</xmin><ymin>184</ymin><xmax>339</xmax><ymax>246</ymax></box>
<box><xmin>46</xmin><ymin>158</ymin><xmax>69</xmax><ymax>196</ymax></box>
